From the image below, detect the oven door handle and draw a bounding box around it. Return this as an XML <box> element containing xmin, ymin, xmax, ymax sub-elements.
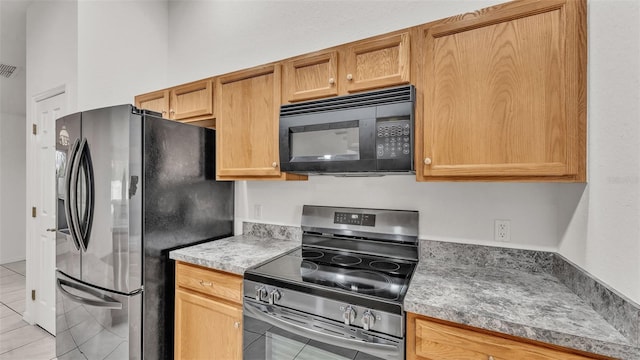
<box><xmin>244</xmin><ymin>300</ymin><xmax>401</xmax><ymax>359</ymax></box>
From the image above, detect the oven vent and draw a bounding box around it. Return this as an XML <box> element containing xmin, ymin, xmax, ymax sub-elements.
<box><xmin>280</xmin><ymin>85</ymin><xmax>415</xmax><ymax>117</ymax></box>
<box><xmin>0</xmin><ymin>64</ymin><xmax>17</xmax><ymax>79</ymax></box>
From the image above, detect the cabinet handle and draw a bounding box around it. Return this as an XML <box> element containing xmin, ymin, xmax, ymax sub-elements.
<box><xmin>328</xmin><ymin>77</ymin><xmax>335</xmax><ymax>85</ymax></box>
<box><xmin>424</xmin><ymin>157</ymin><xmax>432</xmax><ymax>165</ymax></box>
<box><xmin>46</xmin><ymin>228</ymin><xmax>56</xmax><ymax>232</ymax></box>
<box><xmin>233</xmin><ymin>321</ymin><xmax>240</xmax><ymax>329</ymax></box>
<box><xmin>346</xmin><ymin>74</ymin><xmax>353</xmax><ymax>81</ymax></box>
<box><xmin>272</xmin><ymin>162</ymin><xmax>278</xmax><ymax>168</ymax></box>
<box><xmin>199</xmin><ymin>280</ymin><xmax>213</xmax><ymax>287</ymax></box>
<box><xmin>488</xmin><ymin>356</ymin><xmax>495</xmax><ymax>360</ymax></box>
<box><xmin>170</xmin><ymin>109</ymin><xmax>175</xmax><ymax>114</ymax></box>
<box><xmin>161</xmin><ymin>110</ymin><xmax>167</xmax><ymax>114</ymax></box>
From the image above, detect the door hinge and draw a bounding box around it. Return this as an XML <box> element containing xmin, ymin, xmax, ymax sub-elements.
<box><xmin>32</xmin><ymin>207</ymin><xmax>36</xmax><ymax>218</ymax></box>
<box><xmin>31</xmin><ymin>289</ymin><xmax>36</xmax><ymax>301</ymax></box>
<box><xmin>32</xmin><ymin>124</ymin><xmax>37</xmax><ymax>135</ymax></box>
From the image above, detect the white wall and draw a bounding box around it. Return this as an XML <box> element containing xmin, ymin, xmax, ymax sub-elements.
<box><xmin>0</xmin><ymin>1</ymin><xmax>27</xmax><ymax>264</ymax></box>
<box><xmin>168</xmin><ymin>0</ymin><xmax>640</xmax><ymax>303</ymax></box>
<box><xmin>26</xmin><ymin>1</ymin><xmax>79</xmax><ymax>113</ymax></box>
<box><xmin>557</xmin><ymin>1</ymin><xmax>640</xmax><ymax>303</ymax></box>
<box><xmin>167</xmin><ymin>0</ymin><xmax>503</xmax><ymax>85</ymax></box>
<box><xmin>0</xmin><ymin>113</ymin><xmax>27</xmax><ymax>264</ymax></box>
<box><xmin>77</xmin><ymin>0</ymin><xmax>169</xmax><ymax>111</ymax></box>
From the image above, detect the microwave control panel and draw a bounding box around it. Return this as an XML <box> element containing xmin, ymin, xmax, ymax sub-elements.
<box><xmin>375</xmin><ymin>119</ymin><xmax>412</xmax><ymax>159</ymax></box>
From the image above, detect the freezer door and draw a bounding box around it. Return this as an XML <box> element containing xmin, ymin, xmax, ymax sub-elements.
<box><xmin>56</xmin><ymin>271</ymin><xmax>141</xmax><ymax>360</ymax></box>
<box><xmin>56</xmin><ymin>113</ymin><xmax>82</xmax><ymax>279</ymax></box>
<box><xmin>80</xmin><ymin>105</ymin><xmax>143</xmax><ymax>293</ymax></box>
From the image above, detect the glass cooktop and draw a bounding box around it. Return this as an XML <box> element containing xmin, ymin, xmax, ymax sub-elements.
<box><xmin>249</xmin><ymin>246</ymin><xmax>416</xmax><ymax>301</ymax></box>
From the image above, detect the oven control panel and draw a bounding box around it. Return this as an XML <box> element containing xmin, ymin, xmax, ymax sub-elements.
<box><xmin>334</xmin><ymin>212</ymin><xmax>376</xmax><ymax>226</ymax></box>
<box><xmin>375</xmin><ymin>119</ymin><xmax>412</xmax><ymax>159</ymax></box>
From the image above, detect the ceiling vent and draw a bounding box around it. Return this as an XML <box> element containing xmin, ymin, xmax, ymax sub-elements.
<box><xmin>0</xmin><ymin>64</ymin><xmax>18</xmax><ymax>79</ymax></box>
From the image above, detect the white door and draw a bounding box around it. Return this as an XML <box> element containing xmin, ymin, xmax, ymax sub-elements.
<box><xmin>30</xmin><ymin>92</ymin><xmax>65</xmax><ymax>334</ymax></box>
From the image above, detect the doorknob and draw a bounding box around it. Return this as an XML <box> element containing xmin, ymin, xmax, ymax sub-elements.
<box><xmin>46</xmin><ymin>228</ymin><xmax>56</xmax><ymax>232</ymax></box>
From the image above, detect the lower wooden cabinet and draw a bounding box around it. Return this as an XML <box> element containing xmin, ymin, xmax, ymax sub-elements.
<box><xmin>175</xmin><ymin>262</ymin><xmax>243</xmax><ymax>360</ymax></box>
<box><xmin>407</xmin><ymin>313</ymin><xmax>604</xmax><ymax>360</ymax></box>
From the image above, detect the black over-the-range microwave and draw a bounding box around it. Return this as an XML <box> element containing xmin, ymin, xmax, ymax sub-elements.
<box><xmin>279</xmin><ymin>85</ymin><xmax>416</xmax><ymax>176</ymax></box>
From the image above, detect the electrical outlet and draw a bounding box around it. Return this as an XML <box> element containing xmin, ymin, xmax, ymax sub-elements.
<box><xmin>254</xmin><ymin>204</ymin><xmax>263</xmax><ymax>219</ymax></box>
<box><xmin>494</xmin><ymin>220</ymin><xmax>511</xmax><ymax>242</ymax></box>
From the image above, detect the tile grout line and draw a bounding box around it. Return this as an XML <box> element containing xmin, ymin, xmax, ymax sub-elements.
<box><xmin>0</xmin><ymin>262</ymin><xmax>55</xmax><ymax>359</ymax></box>
<box><xmin>0</xmin><ymin>325</ymin><xmax>52</xmax><ymax>356</ymax></box>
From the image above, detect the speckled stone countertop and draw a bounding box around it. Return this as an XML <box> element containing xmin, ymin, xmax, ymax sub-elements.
<box><xmin>404</xmin><ymin>259</ymin><xmax>640</xmax><ymax>359</ymax></box>
<box><xmin>169</xmin><ymin>234</ymin><xmax>300</xmax><ymax>275</ymax></box>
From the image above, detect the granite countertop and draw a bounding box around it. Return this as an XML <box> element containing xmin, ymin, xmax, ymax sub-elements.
<box><xmin>404</xmin><ymin>260</ymin><xmax>640</xmax><ymax>359</ymax></box>
<box><xmin>169</xmin><ymin>223</ymin><xmax>638</xmax><ymax>359</ymax></box>
<box><xmin>169</xmin><ymin>234</ymin><xmax>300</xmax><ymax>275</ymax></box>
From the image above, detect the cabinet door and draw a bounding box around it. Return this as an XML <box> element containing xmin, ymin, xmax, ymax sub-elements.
<box><xmin>420</xmin><ymin>0</ymin><xmax>586</xmax><ymax>181</ymax></box>
<box><xmin>407</xmin><ymin>314</ymin><xmax>597</xmax><ymax>360</ymax></box>
<box><xmin>344</xmin><ymin>32</ymin><xmax>410</xmax><ymax>93</ymax></box>
<box><xmin>216</xmin><ymin>64</ymin><xmax>282</xmax><ymax>177</ymax></box>
<box><xmin>170</xmin><ymin>79</ymin><xmax>214</xmax><ymax>121</ymax></box>
<box><xmin>283</xmin><ymin>51</ymin><xmax>339</xmax><ymax>102</ymax></box>
<box><xmin>175</xmin><ymin>289</ymin><xmax>242</xmax><ymax>360</ymax></box>
<box><xmin>135</xmin><ymin>90</ymin><xmax>169</xmax><ymax>118</ymax></box>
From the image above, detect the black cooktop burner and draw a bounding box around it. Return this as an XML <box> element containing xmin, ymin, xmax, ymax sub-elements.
<box><xmin>299</xmin><ymin>260</ymin><xmax>318</xmax><ymax>276</ymax></box>
<box><xmin>331</xmin><ymin>254</ymin><xmax>362</xmax><ymax>267</ymax></box>
<box><xmin>336</xmin><ymin>270</ymin><xmax>392</xmax><ymax>293</ymax></box>
<box><xmin>302</xmin><ymin>250</ymin><xmax>324</xmax><ymax>260</ymax></box>
<box><xmin>370</xmin><ymin>260</ymin><xmax>401</xmax><ymax>272</ymax></box>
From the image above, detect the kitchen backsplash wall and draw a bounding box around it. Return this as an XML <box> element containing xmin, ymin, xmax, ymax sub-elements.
<box><xmin>234</xmin><ymin>176</ymin><xmax>585</xmax><ymax>251</ymax></box>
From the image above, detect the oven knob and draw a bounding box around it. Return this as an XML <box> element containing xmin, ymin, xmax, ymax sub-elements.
<box><xmin>255</xmin><ymin>286</ymin><xmax>267</xmax><ymax>302</ymax></box>
<box><xmin>362</xmin><ymin>310</ymin><xmax>375</xmax><ymax>331</ymax></box>
<box><xmin>268</xmin><ymin>289</ymin><xmax>281</xmax><ymax>305</ymax></box>
<box><xmin>342</xmin><ymin>305</ymin><xmax>356</xmax><ymax>326</ymax></box>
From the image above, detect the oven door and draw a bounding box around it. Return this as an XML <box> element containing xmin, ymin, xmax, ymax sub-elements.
<box><xmin>279</xmin><ymin>107</ymin><xmax>377</xmax><ymax>174</ymax></box>
<box><xmin>243</xmin><ymin>298</ymin><xmax>403</xmax><ymax>360</ymax></box>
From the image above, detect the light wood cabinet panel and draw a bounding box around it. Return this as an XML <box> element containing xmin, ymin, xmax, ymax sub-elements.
<box><xmin>135</xmin><ymin>79</ymin><xmax>215</xmax><ymax>128</ymax></box>
<box><xmin>283</xmin><ymin>50</ymin><xmax>338</xmax><ymax>102</ymax></box>
<box><xmin>407</xmin><ymin>313</ymin><xmax>604</xmax><ymax>360</ymax></box>
<box><xmin>344</xmin><ymin>32</ymin><xmax>411</xmax><ymax>93</ymax></box>
<box><xmin>418</xmin><ymin>0</ymin><xmax>586</xmax><ymax>181</ymax></box>
<box><xmin>176</xmin><ymin>262</ymin><xmax>242</xmax><ymax>304</ymax></box>
<box><xmin>170</xmin><ymin>79</ymin><xmax>214</xmax><ymax>121</ymax></box>
<box><xmin>216</xmin><ymin>64</ymin><xmax>284</xmax><ymax>178</ymax></box>
<box><xmin>135</xmin><ymin>90</ymin><xmax>169</xmax><ymax>118</ymax></box>
<box><xmin>175</xmin><ymin>289</ymin><xmax>242</xmax><ymax>360</ymax></box>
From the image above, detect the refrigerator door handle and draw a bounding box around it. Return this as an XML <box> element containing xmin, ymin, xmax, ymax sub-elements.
<box><xmin>79</xmin><ymin>140</ymin><xmax>95</xmax><ymax>250</ymax></box>
<box><xmin>64</xmin><ymin>138</ymin><xmax>81</xmax><ymax>251</ymax></box>
<box><xmin>57</xmin><ymin>278</ymin><xmax>123</xmax><ymax>310</ymax></box>
<box><xmin>69</xmin><ymin>138</ymin><xmax>89</xmax><ymax>252</ymax></box>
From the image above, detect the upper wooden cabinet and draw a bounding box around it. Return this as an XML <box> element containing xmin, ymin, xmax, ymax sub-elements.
<box><xmin>135</xmin><ymin>89</ymin><xmax>169</xmax><ymax>118</ymax></box>
<box><xmin>417</xmin><ymin>0</ymin><xmax>586</xmax><ymax>181</ymax></box>
<box><xmin>135</xmin><ymin>78</ymin><xmax>214</xmax><ymax>128</ymax></box>
<box><xmin>216</xmin><ymin>64</ymin><xmax>286</xmax><ymax>179</ymax></box>
<box><xmin>283</xmin><ymin>51</ymin><xmax>339</xmax><ymax>103</ymax></box>
<box><xmin>344</xmin><ymin>32</ymin><xmax>411</xmax><ymax>93</ymax></box>
<box><xmin>407</xmin><ymin>313</ymin><xmax>602</xmax><ymax>360</ymax></box>
<box><xmin>170</xmin><ymin>79</ymin><xmax>214</xmax><ymax>121</ymax></box>
<box><xmin>282</xmin><ymin>32</ymin><xmax>411</xmax><ymax>103</ymax></box>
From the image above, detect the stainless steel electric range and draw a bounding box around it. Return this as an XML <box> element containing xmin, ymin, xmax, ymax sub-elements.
<box><xmin>243</xmin><ymin>205</ymin><xmax>419</xmax><ymax>360</ymax></box>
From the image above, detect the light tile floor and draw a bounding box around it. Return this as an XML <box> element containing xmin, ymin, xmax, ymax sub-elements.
<box><xmin>0</xmin><ymin>261</ymin><xmax>55</xmax><ymax>360</ymax></box>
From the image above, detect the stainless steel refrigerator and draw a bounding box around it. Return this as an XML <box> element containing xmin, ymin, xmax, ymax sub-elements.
<box><xmin>54</xmin><ymin>104</ymin><xmax>234</xmax><ymax>360</ymax></box>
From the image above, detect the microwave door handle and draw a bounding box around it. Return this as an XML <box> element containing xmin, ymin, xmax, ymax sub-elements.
<box><xmin>244</xmin><ymin>301</ymin><xmax>400</xmax><ymax>358</ymax></box>
<box><xmin>63</xmin><ymin>138</ymin><xmax>81</xmax><ymax>251</ymax></box>
<box><xmin>57</xmin><ymin>278</ymin><xmax>123</xmax><ymax>310</ymax></box>
<box><xmin>69</xmin><ymin>138</ymin><xmax>87</xmax><ymax>252</ymax></box>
